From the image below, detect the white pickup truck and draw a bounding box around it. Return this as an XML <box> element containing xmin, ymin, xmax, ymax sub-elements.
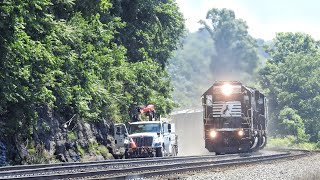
<box><xmin>113</xmin><ymin>120</ymin><xmax>178</xmax><ymax>158</ymax></box>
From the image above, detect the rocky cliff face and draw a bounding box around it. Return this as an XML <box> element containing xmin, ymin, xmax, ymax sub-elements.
<box><xmin>0</xmin><ymin>141</ymin><xmax>6</xmax><ymax>166</ymax></box>
<box><xmin>0</xmin><ymin>105</ymin><xmax>116</xmax><ymax>166</ymax></box>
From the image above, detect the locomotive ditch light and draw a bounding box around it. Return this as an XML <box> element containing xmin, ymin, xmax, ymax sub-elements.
<box><xmin>238</xmin><ymin>130</ymin><xmax>244</xmax><ymax>136</ymax></box>
<box><xmin>210</xmin><ymin>130</ymin><xmax>217</xmax><ymax>138</ymax></box>
<box><xmin>222</xmin><ymin>83</ymin><xmax>233</xmax><ymax>96</ymax></box>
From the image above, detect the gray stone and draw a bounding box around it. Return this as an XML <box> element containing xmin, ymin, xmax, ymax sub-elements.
<box><xmin>46</xmin><ymin>141</ymin><xmax>56</xmax><ymax>156</ymax></box>
<box><xmin>68</xmin><ymin>149</ymin><xmax>81</xmax><ymax>162</ymax></box>
<box><xmin>0</xmin><ymin>141</ymin><xmax>6</xmax><ymax>166</ymax></box>
<box><xmin>55</xmin><ymin>141</ymin><xmax>66</xmax><ymax>155</ymax></box>
<box><xmin>56</xmin><ymin>153</ymin><xmax>67</xmax><ymax>162</ymax></box>
<box><xmin>2</xmin><ymin>104</ymin><xmax>119</xmax><ymax>165</ymax></box>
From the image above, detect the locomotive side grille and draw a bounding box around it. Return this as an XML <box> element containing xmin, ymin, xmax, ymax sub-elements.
<box><xmin>211</xmin><ymin>101</ymin><xmax>241</xmax><ymax>117</ymax></box>
<box><xmin>132</xmin><ymin>137</ymin><xmax>153</xmax><ymax>147</ymax></box>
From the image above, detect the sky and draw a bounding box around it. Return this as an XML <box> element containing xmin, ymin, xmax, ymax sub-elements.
<box><xmin>176</xmin><ymin>0</ymin><xmax>320</xmax><ymax>40</ymax></box>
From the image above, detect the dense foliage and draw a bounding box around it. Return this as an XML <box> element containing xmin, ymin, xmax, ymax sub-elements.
<box><xmin>110</xmin><ymin>0</ymin><xmax>185</xmax><ymax>68</ymax></box>
<box><xmin>0</xmin><ymin>0</ymin><xmax>185</xmax><ymax>137</ymax></box>
<box><xmin>259</xmin><ymin>32</ymin><xmax>320</xmax><ymax>143</ymax></box>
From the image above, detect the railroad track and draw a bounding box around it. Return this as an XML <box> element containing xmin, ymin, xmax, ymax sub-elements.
<box><xmin>0</xmin><ymin>150</ymin><xmax>312</xmax><ymax>180</ymax></box>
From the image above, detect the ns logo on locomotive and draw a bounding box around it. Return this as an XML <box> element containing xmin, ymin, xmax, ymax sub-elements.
<box><xmin>202</xmin><ymin>81</ymin><xmax>268</xmax><ymax>154</ymax></box>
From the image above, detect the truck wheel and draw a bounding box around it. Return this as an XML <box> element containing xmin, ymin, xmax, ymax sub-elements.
<box><xmin>156</xmin><ymin>146</ymin><xmax>164</xmax><ymax>157</ymax></box>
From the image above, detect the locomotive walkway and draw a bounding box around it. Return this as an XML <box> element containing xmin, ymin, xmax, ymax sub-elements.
<box><xmin>0</xmin><ymin>150</ymin><xmax>312</xmax><ymax>180</ymax></box>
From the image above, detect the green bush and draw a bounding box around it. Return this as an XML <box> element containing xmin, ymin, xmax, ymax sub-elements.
<box><xmin>267</xmin><ymin>136</ymin><xmax>319</xmax><ymax>150</ymax></box>
<box><xmin>88</xmin><ymin>141</ymin><xmax>99</xmax><ymax>154</ymax></box>
<box><xmin>97</xmin><ymin>145</ymin><xmax>112</xmax><ymax>158</ymax></box>
<box><xmin>297</xmin><ymin>142</ymin><xmax>317</xmax><ymax>150</ymax></box>
<box><xmin>41</xmin><ymin>122</ymin><xmax>50</xmax><ymax>132</ymax></box>
<box><xmin>67</xmin><ymin>132</ymin><xmax>77</xmax><ymax>141</ymax></box>
<box><xmin>27</xmin><ymin>144</ymin><xmax>51</xmax><ymax>164</ymax></box>
<box><xmin>267</xmin><ymin>136</ymin><xmax>295</xmax><ymax>149</ymax></box>
<box><xmin>76</xmin><ymin>144</ymin><xmax>85</xmax><ymax>158</ymax></box>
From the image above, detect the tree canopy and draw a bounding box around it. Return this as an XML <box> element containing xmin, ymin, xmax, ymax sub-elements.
<box><xmin>259</xmin><ymin>32</ymin><xmax>320</xmax><ymax>142</ymax></box>
<box><xmin>110</xmin><ymin>0</ymin><xmax>185</xmax><ymax>69</ymax></box>
<box><xmin>0</xmin><ymin>0</ymin><xmax>185</xmax><ymax>137</ymax></box>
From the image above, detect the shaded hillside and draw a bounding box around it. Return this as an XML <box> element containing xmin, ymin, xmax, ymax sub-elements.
<box><xmin>168</xmin><ymin>30</ymin><xmax>214</xmax><ymax>109</ymax></box>
<box><xmin>169</xmin><ymin>8</ymin><xmax>264</xmax><ymax>110</ymax></box>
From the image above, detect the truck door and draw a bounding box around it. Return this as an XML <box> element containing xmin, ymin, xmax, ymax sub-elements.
<box><xmin>163</xmin><ymin>123</ymin><xmax>172</xmax><ymax>154</ymax></box>
<box><xmin>114</xmin><ymin>123</ymin><xmax>129</xmax><ymax>149</ymax></box>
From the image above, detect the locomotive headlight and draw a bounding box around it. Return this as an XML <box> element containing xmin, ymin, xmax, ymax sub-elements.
<box><xmin>210</xmin><ymin>130</ymin><xmax>217</xmax><ymax>138</ymax></box>
<box><xmin>238</xmin><ymin>130</ymin><xmax>244</xmax><ymax>136</ymax></box>
<box><xmin>222</xmin><ymin>83</ymin><xmax>233</xmax><ymax>96</ymax></box>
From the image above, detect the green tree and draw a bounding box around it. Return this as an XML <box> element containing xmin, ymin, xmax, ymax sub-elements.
<box><xmin>108</xmin><ymin>0</ymin><xmax>185</xmax><ymax>115</ymax></box>
<box><xmin>259</xmin><ymin>32</ymin><xmax>320</xmax><ymax>141</ymax></box>
<box><xmin>109</xmin><ymin>0</ymin><xmax>185</xmax><ymax>68</ymax></box>
<box><xmin>0</xmin><ymin>0</ymin><xmax>59</xmax><ymax>135</ymax></box>
<box><xmin>265</xmin><ymin>32</ymin><xmax>318</xmax><ymax>64</ymax></box>
<box><xmin>0</xmin><ymin>0</ymin><xmax>185</xmax><ymax>139</ymax></box>
<box><xmin>199</xmin><ymin>8</ymin><xmax>259</xmax><ymax>81</ymax></box>
<box><xmin>279</xmin><ymin>107</ymin><xmax>309</xmax><ymax>142</ymax></box>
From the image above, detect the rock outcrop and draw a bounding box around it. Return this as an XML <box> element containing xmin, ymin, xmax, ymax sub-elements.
<box><xmin>0</xmin><ymin>141</ymin><xmax>6</xmax><ymax>166</ymax></box>
<box><xmin>1</xmin><ymin>105</ymin><xmax>116</xmax><ymax>165</ymax></box>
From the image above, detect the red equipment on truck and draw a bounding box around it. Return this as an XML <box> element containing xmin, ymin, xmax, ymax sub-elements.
<box><xmin>132</xmin><ymin>104</ymin><xmax>156</xmax><ymax>122</ymax></box>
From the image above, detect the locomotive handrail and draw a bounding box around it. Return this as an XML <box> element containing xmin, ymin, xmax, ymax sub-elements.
<box><xmin>241</xmin><ymin>113</ymin><xmax>251</xmax><ymax>127</ymax></box>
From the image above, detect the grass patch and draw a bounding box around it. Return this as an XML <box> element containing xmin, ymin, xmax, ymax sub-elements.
<box><xmin>97</xmin><ymin>145</ymin><xmax>112</xmax><ymax>158</ymax></box>
<box><xmin>27</xmin><ymin>143</ymin><xmax>51</xmax><ymax>164</ymax></box>
<box><xmin>267</xmin><ymin>136</ymin><xmax>319</xmax><ymax>150</ymax></box>
<box><xmin>297</xmin><ymin>142</ymin><xmax>318</xmax><ymax>150</ymax></box>
<box><xmin>88</xmin><ymin>141</ymin><xmax>99</xmax><ymax>154</ymax></box>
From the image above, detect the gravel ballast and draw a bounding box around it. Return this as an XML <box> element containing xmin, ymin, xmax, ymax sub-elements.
<box><xmin>170</xmin><ymin>152</ymin><xmax>320</xmax><ymax>180</ymax></box>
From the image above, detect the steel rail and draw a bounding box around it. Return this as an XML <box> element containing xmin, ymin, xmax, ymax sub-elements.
<box><xmin>0</xmin><ymin>154</ymin><xmax>239</xmax><ymax>179</ymax></box>
<box><xmin>2</xmin><ymin>152</ymin><xmax>294</xmax><ymax>180</ymax></box>
<box><xmin>0</xmin><ymin>154</ymin><xmax>224</xmax><ymax>172</ymax></box>
<box><xmin>112</xmin><ymin>151</ymin><xmax>307</xmax><ymax>180</ymax></box>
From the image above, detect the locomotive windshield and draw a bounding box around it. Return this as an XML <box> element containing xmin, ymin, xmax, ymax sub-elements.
<box><xmin>129</xmin><ymin>123</ymin><xmax>161</xmax><ymax>134</ymax></box>
<box><xmin>212</xmin><ymin>117</ymin><xmax>242</xmax><ymax>129</ymax></box>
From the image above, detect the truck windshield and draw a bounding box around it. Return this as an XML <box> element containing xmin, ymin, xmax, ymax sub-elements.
<box><xmin>129</xmin><ymin>123</ymin><xmax>161</xmax><ymax>134</ymax></box>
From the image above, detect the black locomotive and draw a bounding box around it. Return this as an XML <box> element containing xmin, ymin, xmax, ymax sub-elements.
<box><xmin>202</xmin><ymin>81</ymin><xmax>267</xmax><ymax>154</ymax></box>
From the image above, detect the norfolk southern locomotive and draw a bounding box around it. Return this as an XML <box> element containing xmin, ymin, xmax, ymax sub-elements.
<box><xmin>202</xmin><ymin>81</ymin><xmax>267</xmax><ymax>154</ymax></box>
